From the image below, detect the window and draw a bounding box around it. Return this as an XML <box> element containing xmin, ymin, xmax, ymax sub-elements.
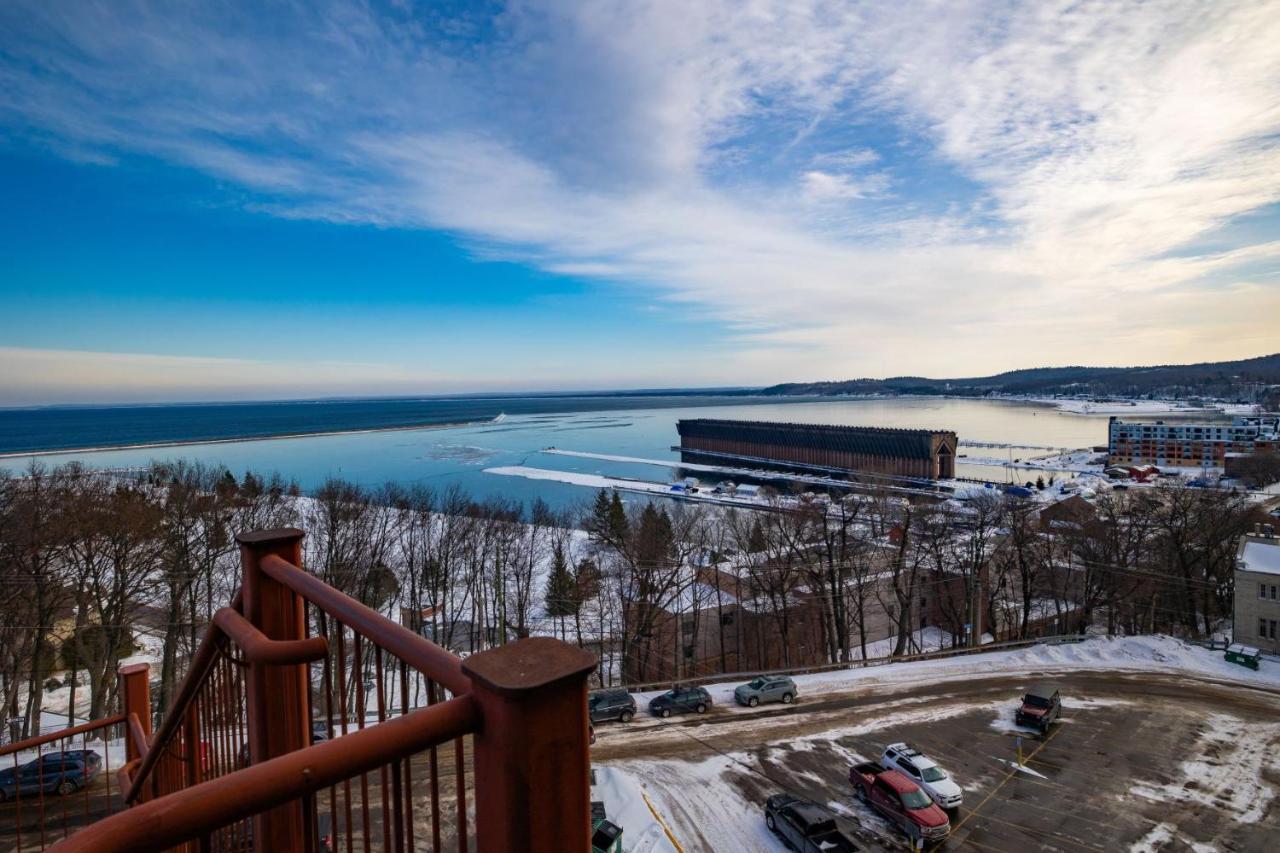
<box><xmin>1272</xmin><ymin>585</ymin><xmax>1278</xmax><ymax>600</ymax></box>
<box><xmin>720</xmin><ymin>612</ymin><xmax>735</xmax><ymax>627</ymax></box>
<box><xmin>1263</xmin><ymin>584</ymin><xmax>1270</xmax><ymax>599</ymax></box>
<box><xmin>1271</xmin><ymin>620</ymin><xmax>1278</xmax><ymax>640</ymax></box>
<box><xmin>1262</xmin><ymin>618</ymin><xmax>1269</xmax><ymax>638</ymax></box>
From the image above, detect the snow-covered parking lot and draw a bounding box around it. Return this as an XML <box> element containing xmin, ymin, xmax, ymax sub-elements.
<box><xmin>591</xmin><ymin>637</ymin><xmax>1280</xmax><ymax>852</ymax></box>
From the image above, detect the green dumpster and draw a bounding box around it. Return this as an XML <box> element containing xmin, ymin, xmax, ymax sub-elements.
<box><xmin>1225</xmin><ymin>643</ymin><xmax>1261</xmax><ymax>671</ymax></box>
<box><xmin>592</xmin><ymin>818</ymin><xmax>623</xmax><ymax>853</ymax></box>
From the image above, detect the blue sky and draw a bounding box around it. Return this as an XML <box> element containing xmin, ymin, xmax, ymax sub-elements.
<box><xmin>1</xmin><ymin>1</ymin><xmax>1279</xmax><ymax>405</ymax></box>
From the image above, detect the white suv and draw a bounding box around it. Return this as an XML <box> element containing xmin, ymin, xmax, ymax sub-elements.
<box><xmin>881</xmin><ymin>742</ymin><xmax>963</xmax><ymax>810</ymax></box>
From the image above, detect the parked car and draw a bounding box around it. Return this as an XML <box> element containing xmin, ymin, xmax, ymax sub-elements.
<box><xmin>734</xmin><ymin>675</ymin><xmax>798</xmax><ymax>708</ymax></box>
<box><xmin>849</xmin><ymin>761</ymin><xmax>950</xmax><ymax>845</ymax></box>
<box><xmin>881</xmin><ymin>743</ymin><xmax>962</xmax><ymax>810</ymax></box>
<box><xmin>648</xmin><ymin>686</ymin><xmax>712</xmax><ymax>718</ymax></box>
<box><xmin>312</xmin><ymin>721</ymin><xmax>331</xmax><ymax>743</ymax></box>
<box><xmin>764</xmin><ymin>794</ymin><xmax>860</xmax><ymax>852</ymax></box>
<box><xmin>1015</xmin><ymin>685</ymin><xmax>1062</xmax><ymax>733</ymax></box>
<box><xmin>589</xmin><ymin>688</ymin><xmax>637</xmax><ymax>723</ymax></box>
<box><xmin>0</xmin><ymin>750</ymin><xmax>102</xmax><ymax>801</ymax></box>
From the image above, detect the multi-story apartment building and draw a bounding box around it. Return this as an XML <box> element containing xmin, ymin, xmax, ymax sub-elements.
<box><xmin>1234</xmin><ymin>526</ymin><xmax>1280</xmax><ymax>654</ymax></box>
<box><xmin>1108</xmin><ymin>415</ymin><xmax>1279</xmax><ymax>468</ymax></box>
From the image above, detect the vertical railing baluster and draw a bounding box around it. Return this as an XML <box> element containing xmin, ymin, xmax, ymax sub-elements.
<box><xmin>427</xmin><ymin>677</ymin><xmax>441</xmax><ymax>853</ymax></box>
<box><xmin>336</xmin><ymin>621</ymin><xmax>354</xmax><ymax>853</ymax></box>
<box><xmin>399</xmin><ymin>659</ymin><xmax>415</xmax><ymax>853</ymax></box>
<box><xmin>375</xmin><ymin>644</ymin><xmax>392</xmax><ymax>852</ymax></box>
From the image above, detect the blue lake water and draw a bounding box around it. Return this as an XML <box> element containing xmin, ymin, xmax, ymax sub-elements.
<box><xmin>0</xmin><ymin>397</ymin><xmax>1113</xmax><ymax>509</ymax></box>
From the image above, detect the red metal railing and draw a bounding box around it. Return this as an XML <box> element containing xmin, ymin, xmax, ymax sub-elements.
<box><xmin>27</xmin><ymin>528</ymin><xmax>596</xmax><ymax>853</ymax></box>
<box><xmin>0</xmin><ymin>713</ymin><xmax>128</xmax><ymax>853</ymax></box>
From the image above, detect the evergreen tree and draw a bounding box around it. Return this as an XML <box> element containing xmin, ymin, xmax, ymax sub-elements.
<box><xmin>543</xmin><ymin>542</ymin><xmax>578</xmax><ymax>639</ymax></box>
<box><xmin>586</xmin><ymin>490</ymin><xmax>612</xmax><ymax>540</ymax></box>
<box><xmin>607</xmin><ymin>491</ymin><xmax>629</xmax><ymax>545</ymax></box>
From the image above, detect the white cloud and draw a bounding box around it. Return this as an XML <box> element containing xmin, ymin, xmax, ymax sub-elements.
<box><xmin>1</xmin><ymin>0</ymin><xmax>1278</xmax><ymax>383</ymax></box>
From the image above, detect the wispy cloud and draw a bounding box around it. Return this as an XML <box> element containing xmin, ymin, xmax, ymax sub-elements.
<box><xmin>2</xmin><ymin>0</ymin><xmax>1278</xmax><ymax>381</ymax></box>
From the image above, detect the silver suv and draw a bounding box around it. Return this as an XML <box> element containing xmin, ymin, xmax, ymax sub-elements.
<box><xmin>734</xmin><ymin>675</ymin><xmax>798</xmax><ymax>707</ymax></box>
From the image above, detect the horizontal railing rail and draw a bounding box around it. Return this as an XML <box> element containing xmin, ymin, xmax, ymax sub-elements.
<box><xmin>0</xmin><ymin>713</ymin><xmax>129</xmax><ymax>852</ymax></box>
<box><xmin>48</xmin><ymin>696</ymin><xmax>481</xmax><ymax>853</ymax></box>
<box><xmin>259</xmin><ymin>553</ymin><xmax>471</xmax><ymax>696</ymax></box>
<box><xmin>45</xmin><ymin>527</ymin><xmax>596</xmax><ymax>853</ymax></box>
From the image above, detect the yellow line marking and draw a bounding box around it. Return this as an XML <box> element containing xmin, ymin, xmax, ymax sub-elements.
<box><xmin>642</xmin><ymin>791</ymin><xmax>685</xmax><ymax>852</ymax></box>
<box><xmin>953</xmin><ymin>725</ymin><xmax>1064</xmax><ymax>834</ymax></box>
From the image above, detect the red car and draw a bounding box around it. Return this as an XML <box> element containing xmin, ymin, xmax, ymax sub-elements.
<box><xmin>849</xmin><ymin>762</ymin><xmax>950</xmax><ymax>845</ymax></box>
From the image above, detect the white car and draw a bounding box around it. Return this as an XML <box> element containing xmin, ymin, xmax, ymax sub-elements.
<box><xmin>881</xmin><ymin>742</ymin><xmax>963</xmax><ymax>810</ymax></box>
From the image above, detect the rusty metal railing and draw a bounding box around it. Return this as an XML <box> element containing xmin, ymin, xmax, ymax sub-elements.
<box><xmin>0</xmin><ymin>713</ymin><xmax>128</xmax><ymax>852</ymax></box>
<box><xmin>42</xmin><ymin>528</ymin><xmax>596</xmax><ymax>853</ymax></box>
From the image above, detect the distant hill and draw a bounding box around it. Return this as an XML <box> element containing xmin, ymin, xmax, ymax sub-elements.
<box><xmin>761</xmin><ymin>353</ymin><xmax>1280</xmax><ymax>403</ymax></box>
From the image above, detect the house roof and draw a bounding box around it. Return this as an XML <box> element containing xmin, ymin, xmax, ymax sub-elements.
<box><xmin>1239</xmin><ymin>537</ymin><xmax>1280</xmax><ymax>577</ymax></box>
<box><xmin>677</xmin><ymin>419</ymin><xmax>955</xmax><ymax>460</ymax></box>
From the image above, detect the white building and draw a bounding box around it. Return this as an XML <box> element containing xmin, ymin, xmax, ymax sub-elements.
<box><xmin>1234</xmin><ymin>525</ymin><xmax>1280</xmax><ymax>653</ymax></box>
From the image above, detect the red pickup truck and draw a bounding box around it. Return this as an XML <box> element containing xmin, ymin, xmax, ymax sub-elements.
<box><xmin>849</xmin><ymin>761</ymin><xmax>950</xmax><ymax>845</ymax></box>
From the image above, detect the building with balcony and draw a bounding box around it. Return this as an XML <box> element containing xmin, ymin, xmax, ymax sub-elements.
<box><xmin>1107</xmin><ymin>415</ymin><xmax>1280</xmax><ymax>469</ymax></box>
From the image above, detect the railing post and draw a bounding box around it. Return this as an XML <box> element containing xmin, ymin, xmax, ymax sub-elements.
<box><xmin>119</xmin><ymin>663</ymin><xmax>152</xmax><ymax>763</ymax></box>
<box><xmin>462</xmin><ymin>637</ymin><xmax>597</xmax><ymax>852</ymax></box>
<box><xmin>237</xmin><ymin>528</ymin><xmax>309</xmax><ymax>853</ymax></box>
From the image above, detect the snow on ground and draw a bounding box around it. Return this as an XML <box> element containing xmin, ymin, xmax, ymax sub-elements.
<box><xmin>592</xmin><ymin>766</ymin><xmax>680</xmax><ymax>853</ymax></box>
<box><xmin>1130</xmin><ymin>712</ymin><xmax>1280</xmax><ymax>824</ymax></box>
<box><xmin>604</xmin><ymin>756</ymin><xmax>781</xmax><ymax>853</ymax></box>
<box><xmin>626</xmin><ymin>635</ymin><xmax>1280</xmax><ymax>724</ymax></box>
<box><xmin>1022</xmin><ymin>397</ymin><xmax>1251</xmax><ymax>416</ymax></box>
<box><xmin>1129</xmin><ymin>822</ymin><xmax>1218</xmax><ymax>853</ymax></box>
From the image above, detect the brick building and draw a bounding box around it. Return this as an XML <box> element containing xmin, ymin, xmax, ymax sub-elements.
<box><xmin>677</xmin><ymin>419</ymin><xmax>959</xmax><ymax>480</ymax></box>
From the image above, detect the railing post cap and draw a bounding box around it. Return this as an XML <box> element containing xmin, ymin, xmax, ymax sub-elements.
<box><xmin>119</xmin><ymin>662</ymin><xmax>151</xmax><ymax>677</ymax></box>
<box><xmin>236</xmin><ymin>528</ymin><xmax>305</xmax><ymax>546</ymax></box>
<box><xmin>462</xmin><ymin>637</ymin><xmax>597</xmax><ymax>697</ymax></box>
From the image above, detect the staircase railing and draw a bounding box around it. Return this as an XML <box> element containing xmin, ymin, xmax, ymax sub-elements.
<box><xmin>0</xmin><ymin>712</ymin><xmax>128</xmax><ymax>852</ymax></box>
<box><xmin>44</xmin><ymin>528</ymin><xmax>596</xmax><ymax>853</ymax></box>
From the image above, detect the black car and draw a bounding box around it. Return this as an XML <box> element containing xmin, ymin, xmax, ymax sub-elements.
<box><xmin>764</xmin><ymin>794</ymin><xmax>860</xmax><ymax>853</ymax></box>
<box><xmin>648</xmin><ymin>686</ymin><xmax>712</xmax><ymax>718</ymax></box>
<box><xmin>589</xmin><ymin>689</ymin><xmax>637</xmax><ymax>724</ymax></box>
<box><xmin>1015</xmin><ymin>684</ymin><xmax>1062</xmax><ymax>732</ymax></box>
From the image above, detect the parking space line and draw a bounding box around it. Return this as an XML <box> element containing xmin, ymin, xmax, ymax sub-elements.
<box><xmin>952</xmin><ymin>725</ymin><xmax>1063</xmax><ymax>834</ymax></box>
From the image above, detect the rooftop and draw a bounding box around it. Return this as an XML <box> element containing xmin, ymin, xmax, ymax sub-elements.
<box><xmin>1238</xmin><ymin>536</ymin><xmax>1280</xmax><ymax>577</ymax></box>
<box><xmin>677</xmin><ymin>418</ymin><xmax>956</xmax><ymax>460</ymax></box>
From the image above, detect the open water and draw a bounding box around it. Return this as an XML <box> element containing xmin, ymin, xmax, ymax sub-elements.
<box><xmin>0</xmin><ymin>396</ymin><xmax>1114</xmax><ymax>509</ymax></box>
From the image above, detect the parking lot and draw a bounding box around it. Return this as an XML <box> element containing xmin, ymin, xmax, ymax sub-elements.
<box><xmin>591</xmin><ymin>670</ymin><xmax>1280</xmax><ymax>851</ymax></box>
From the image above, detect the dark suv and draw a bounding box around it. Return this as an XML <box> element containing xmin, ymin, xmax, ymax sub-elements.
<box><xmin>648</xmin><ymin>686</ymin><xmax>712</xmax><ymax>718</ymax></box>
<box><xmin>0</xmin><ymin>750</ymin><xmax>101</xmax><ymax>800</ymax></box>
<box><xmin>1015</xmin><ymin>685</ymin><xmax>1061</xmax><ymax>733</ymax></box>
<box><xmin>589</xmin><ymin>688</ymin><xmax>637</xmax><ymax>724</ymax></box>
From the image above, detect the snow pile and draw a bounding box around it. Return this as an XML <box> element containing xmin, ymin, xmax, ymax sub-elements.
<box><xmin>592</xmin><ymin>765</ymin><xmax>680</xmax><ymax>853</ymax></box>
<box><xmin>600</xmin><ymin>757</ymin><xmax>778</xmax><ymax>852</ymax></box>
<box><xmin>1130</xmin><ymin>712</ymin><xmax>1280</xmax><ymax>823</ymax></box>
